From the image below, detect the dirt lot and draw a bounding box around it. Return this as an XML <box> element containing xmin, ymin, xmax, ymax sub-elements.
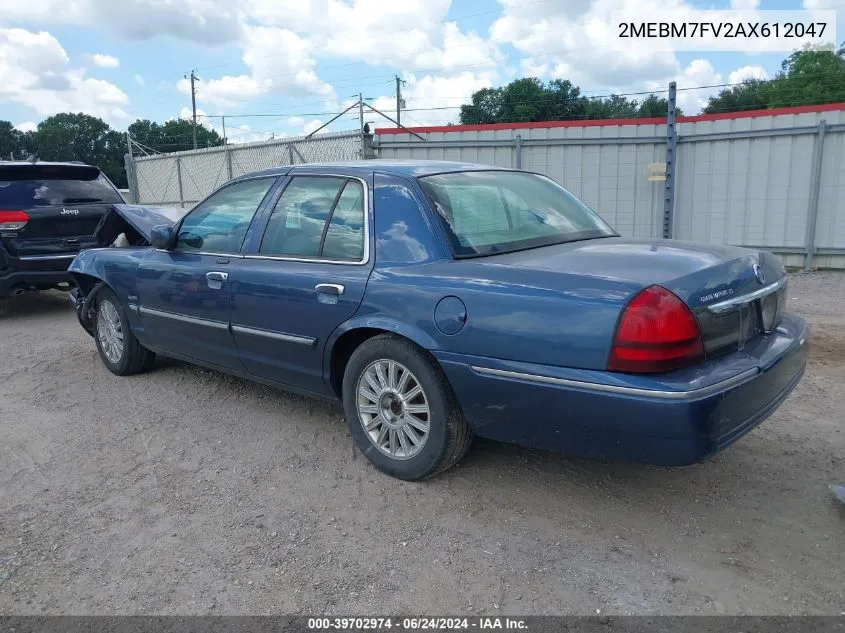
<box><xmin>0</xmin><ymin>272</ymin><xmax>843</xmax><ymax>616</ymax></box>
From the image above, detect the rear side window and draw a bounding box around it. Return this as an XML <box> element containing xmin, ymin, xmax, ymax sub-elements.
<box><xmin>259</xmin><ymin>176</ymin><xmax>365</xmax><ymax>261</ymax></box>
<box><xmin>0</xmin><ymin>166</ymin><xmax>123</xmax><ymax>207</ymax></box>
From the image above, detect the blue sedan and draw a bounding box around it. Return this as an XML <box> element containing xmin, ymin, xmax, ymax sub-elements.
<box><xmin>68</xmin><ymin>161</ymin><xmax>808</xmax><ymax>480</ymax></box>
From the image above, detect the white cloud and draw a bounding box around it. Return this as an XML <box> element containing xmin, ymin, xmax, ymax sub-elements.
<box><xmin>730</xmin><ymin>0</ymin><xmax>760</xmax><ymax>9</ymax></box>
<box><xmin>302</xmin><ymin>119</ymin><xmax>324</xmax><ymax>135</ymax></box>
<box><xmin>369</xmin><ymin>71</ymin><xmax>496</xmax><ymax>128</ymax></box>
<box><xmin>180</xmin><ymin>25</ymin><xmax>334</xmax><ymax>108</ymax></box>
<box><xmin>89</xmin><ymin>53</ymin><xmax>119</xmax><ymax>68</ymax></box>
<box><xmin>134</xmin><ymin>74</ymin><xmax>145</xmax><ymax>86</ymax></box>
<box><xmin>2</xmin><ymin>0</ymin><xmax>242</xmax><ymax>43</ymax></box>
<box><xmin>488</xmin><ymin>0</ymin><xmax>813</xmax><ymax>102</ymax></box>
<box><xmin>15</xmin><ymin>121</ymin><xmax>37</xmax><ymax>132</ymax></box>
<box><xmin>803</xmin><ymin>0</ymin><xmax>845</xmax><ymax>9</ymax></box>
<box><xmin>0</xmin><ymin>28</ymin><xmax>130</xmax><ymax>123</ymax></box>
<box><xmin>243</xmin><ymin>0</ymin><xmax>499</xmax><ymax>74</ymax></box>
<box><xmin>492</xmin><ymin>0</ymin><xmax>682</xmax><ymax>90</ymax></box>
<box><xmin>673</xmin><ymin>59</ymin><xmax>723</xmax><ymax>113</ymax></box>
<box><xmin>728</xmin><ymin>65</ymin><xmax>768</xmax><ymax>84</ymax></box>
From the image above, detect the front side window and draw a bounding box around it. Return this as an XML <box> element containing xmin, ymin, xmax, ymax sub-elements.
<box><xmin>176</xmin><ymin>177</ymin><xmax>275</xmax><ymax>253</ymax></box>
<box><xmin>417</xmin><ymin>170</ymin><xmax>616</xmax><ymax>258</ymax></box>
<box><xmin>259</xmin><ymin>176</ymin><xmax>365</xmax><ymax>261</ymax></box>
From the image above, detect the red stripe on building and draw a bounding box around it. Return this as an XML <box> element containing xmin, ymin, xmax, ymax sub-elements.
<box><xmin>374</xmin><ymin>102</ymin><xmax>845</xmax><ymax>135</ymax></box>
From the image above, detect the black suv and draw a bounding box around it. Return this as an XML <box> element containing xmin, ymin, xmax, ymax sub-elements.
<box><xmin>0</xmin><ymin>161</ymin><xmax>125</xmax><ymax>298</ymax></box>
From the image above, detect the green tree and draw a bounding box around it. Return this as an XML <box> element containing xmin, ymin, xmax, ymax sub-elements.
<box><xmin>765</xmin><ymin>43</ymin><xmax>845</xmax><ymax>108</ymax></box>
<box><xmin>459</xmin><ymin>87</ymin><xmax>503</xmax><ymax>124</ymax></box>
<box><xmin>637</xmin><ymin>94</ymin><xmax>676</xmax><ymax>117</ymax></box>
<box><xmin>35</xmin><ymin>113</ymin><xmax>127</xmax><ymax>187</ymax></box>
<box><xmin>583</xmin><ymin>94</ymin><xmax>639</xmax><ymax>119</ymax></box>
<box><xmin>498</xmin><ymin>77</ymin><xmax>550</xmax><ymax>122</ymax></box>
<box><xmin>545</xmin><ymin>79</ymin><xmax>585</xmax><ymax>120</ymax></box>
<box><xmin>129</xmin><ymin>118</ymin><xmax>223</xmax><ymax>153</ymax></box>
<box><xmin>704</xmin><ymin>41</ymin><xmax>845</xmax><ymax>113</ymax></box>
<box><xmin>703</xmin><ymin>79</ymin><xmax>770</xmax><ymax>114</ymax></box>
<box><xmin>0</xmin><ymin>121</ymin><xmax>21</xmax><ymax>159</ymax></box>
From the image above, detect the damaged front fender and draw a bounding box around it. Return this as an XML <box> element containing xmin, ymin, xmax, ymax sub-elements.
<box><xmin>69</xmin><ymin>280</ymin><xmax>105</xmax><ymax>337</ymax></box>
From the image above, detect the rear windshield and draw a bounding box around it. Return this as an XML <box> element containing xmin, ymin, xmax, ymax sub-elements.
<box><xmin>417</xmin><ymin>170</ymin><xmax>616</xmax><ymax>258</ymax></box>
<box><xmin>0</xmin><ymin>166</ymin><xmax>124</xmax><ymax>208</ymax></box>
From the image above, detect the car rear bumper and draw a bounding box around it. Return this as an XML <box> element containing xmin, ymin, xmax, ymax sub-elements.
<box><xmin>0</xmin><ymin>249</ymin><xmax>77</xmax><ymax>296</ymax></box>
<box><xmin>435</xmin><ymin>315</ymin><xmax>809</xmax><ymax>466</ymax></box>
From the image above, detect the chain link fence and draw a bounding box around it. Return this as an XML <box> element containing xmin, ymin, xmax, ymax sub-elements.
<box><xmin>127</xmin><ymin>130</ymin><xmax>363</xmax><ymax>208</ymax></box>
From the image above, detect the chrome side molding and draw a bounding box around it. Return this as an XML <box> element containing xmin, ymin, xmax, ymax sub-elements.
<box><xmin>470</xmin><ymin>365</ymin><xmax>760</xmax><ymax>401</ymax></box>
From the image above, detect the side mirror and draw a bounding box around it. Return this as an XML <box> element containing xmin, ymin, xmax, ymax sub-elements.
<box><xmin>150</xmin><ymin>224</ymin><xmax>176</xmax><ymax>250</ymax></box>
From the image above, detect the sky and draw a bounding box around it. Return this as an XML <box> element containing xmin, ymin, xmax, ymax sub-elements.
<box><xmin>0</xmin><ymin>0</ymin><xmax>842</xmax><ymax>144</ymax></box>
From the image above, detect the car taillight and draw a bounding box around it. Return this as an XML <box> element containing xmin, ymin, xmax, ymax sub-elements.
<box><xmin>0</xmin><ymin>210</ymin><xmax>28</xmax><ymax>230</ymax></box>
<box><xmin>608</xmin><ymin>285</ymin><xmax>704</xmax><ymax>374</ymax></box>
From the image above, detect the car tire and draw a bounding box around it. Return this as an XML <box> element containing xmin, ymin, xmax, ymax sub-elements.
<box><xmin>342</xmin><ymin>334</ymin><xmax>473</xmax><ymax>480</ymax></box>
<box><xmin>94</xmin><ymin>288</ymin><xmax>155</xmax><ymax>376</ymax></box>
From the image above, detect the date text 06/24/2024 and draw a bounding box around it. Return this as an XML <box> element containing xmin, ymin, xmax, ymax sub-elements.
<box><xmin>307</xmin><ymin>617</ymin><xmax>529</xmax><ymax>630</ymax></box>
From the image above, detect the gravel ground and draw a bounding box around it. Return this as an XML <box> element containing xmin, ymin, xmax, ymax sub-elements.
<box><xmin>0</xmin><ymin>272</ymin><xmax>843</xmax><ymax>616</ymax></box>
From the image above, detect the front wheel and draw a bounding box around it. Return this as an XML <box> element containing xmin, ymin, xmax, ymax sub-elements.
<box><xmin>342</xmin><ymin>334</ymin><xmax>473</xmax><ymax>480</ymax></box>
<box><xmin>94</xmin><ymin>288</ymin><xmax>155</xmax><ymax>376</ymax></box>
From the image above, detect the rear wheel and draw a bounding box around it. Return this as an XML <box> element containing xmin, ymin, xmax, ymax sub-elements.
<box><xmin>94</xmin><ymin>288</ymin><xmax>155</xmax><ymax>376</ymax></box>
<box><xmin>342</xmin><ymin>334</ymin><xmax>473</xmax><ymax>480</ymax></box>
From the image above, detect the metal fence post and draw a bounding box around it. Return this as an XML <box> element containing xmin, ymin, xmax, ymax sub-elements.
<box><xmin>123</xmin><ymin>154</ymin><xmax>139</xmax><ymax>204</ymax></box>
<box><xmin>804</xmin><ymin>119</ymin><xmax>827</xmax><ymax>271</ymax></box>
<box><xmin>361</xmin><ymin>129</ymin><xmax>376</xmax><ymax>159</ymax></box>
<box><xmin>225</xmin><ymin>146</ymin><xmax>233</xmax><ymax>180</ymax></box>
<box><xmin>515</xmin><ymin>134</ymin><xmax>523</xmax><ymax>169</ymax></box>
<box><xmin>288</xmin><ymin>143</ymin><xmax>295</xmax><ymax>165</ymax></box>
<box><xmin>662</xmin><ymin>81</ymin><xmax>677</xmax><ymax>239</ymax></box>
<box><xmin>176</xmin><ymin>156</ymin><xmax>185</xmax><ymax>208</ymax></box>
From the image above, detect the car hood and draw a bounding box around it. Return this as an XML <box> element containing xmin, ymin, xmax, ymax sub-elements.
<box><xmin>105</xmin><ymin>203</ymin><xmax>187</xmax><ymax>240</ymax></box>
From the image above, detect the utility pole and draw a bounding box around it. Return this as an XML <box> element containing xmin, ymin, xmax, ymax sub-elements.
<box><xmin>395</xmin><ymin>75</ymin><xmax>406</xmax><ymax>128</ymax></box>
<box><xmin>185</xmin><ymin>69</ymin><xmax>199</xmax><ymax>150</ymax></box>
<box><xmin>359</xmin><ymin>92</ymin><xmax>365</xmax><ymax>158</ymax></box>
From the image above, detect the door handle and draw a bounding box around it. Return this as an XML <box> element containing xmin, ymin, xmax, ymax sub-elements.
<box><xmin>315</xmin><ymin>283</ymin><xmax>344</xmax><ymax>296</ymax></box>
<box><xmin>206</xmin><ymin>271</ymin><xmax>228</xmax><ymax>290</ymax></box>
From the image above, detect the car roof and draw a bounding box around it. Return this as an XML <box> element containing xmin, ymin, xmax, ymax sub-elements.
<box><xmin>236</xmin><ymin>159</ymin><xmax>516</xmax><ymax>181</ymax></box>
<box><xmin>0</xmin><ymin>160</ymin><xmax>96</xmax><ymax>169</ymax></box>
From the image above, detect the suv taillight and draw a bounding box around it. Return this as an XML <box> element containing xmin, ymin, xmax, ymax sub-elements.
<box><xmin>608</xmin><ymin>285</ymin><xmax>704</xmax><ymax>373</ymax></box>
<box><xmin>0</xmin><ymin>210</ymin><xmax>28</xmax><ymax>230</ymax></box>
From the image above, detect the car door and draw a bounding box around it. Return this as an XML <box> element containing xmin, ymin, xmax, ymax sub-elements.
<box><xmin>135</xmin><ymin>176</ymin><xmax>279</xmax><ymax>370</ymax></box>
<box><xmin>229</xmin><ymin>174</ymin><xmax>373</xmax><ymax>394</ymax></box>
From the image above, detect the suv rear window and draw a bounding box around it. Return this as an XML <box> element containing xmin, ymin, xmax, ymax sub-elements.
<box><xmin>0</xmin><ymin>165</ymin><xmax>124</xmax><ymax>208</ymax></box>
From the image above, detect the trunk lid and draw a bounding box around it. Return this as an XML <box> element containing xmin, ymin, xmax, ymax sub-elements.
<box><xmin>0</xmin><ymin>164</ymin><xmax>124</xmax><ymax>258</ymax></box>
<box><xmin>478</xmin><ymin>237</ymin><xmax>788</xmax><ymax>362</ymax></box>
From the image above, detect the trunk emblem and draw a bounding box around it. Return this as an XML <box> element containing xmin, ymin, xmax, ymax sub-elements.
<box><xmin>753</xmin><ymin>264</ymin><xmax>766</xmax><ymax>285</ymax></box>
<box><xmin>61</xmin><ymin>208</ymin><xmax>80</xmax><ymax>215</ymax></box>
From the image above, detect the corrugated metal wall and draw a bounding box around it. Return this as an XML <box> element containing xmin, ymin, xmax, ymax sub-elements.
<box><xmin>374</xmin><ymin>107</ymin><xmax>845</xmax><ymax>268</ymax></box>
